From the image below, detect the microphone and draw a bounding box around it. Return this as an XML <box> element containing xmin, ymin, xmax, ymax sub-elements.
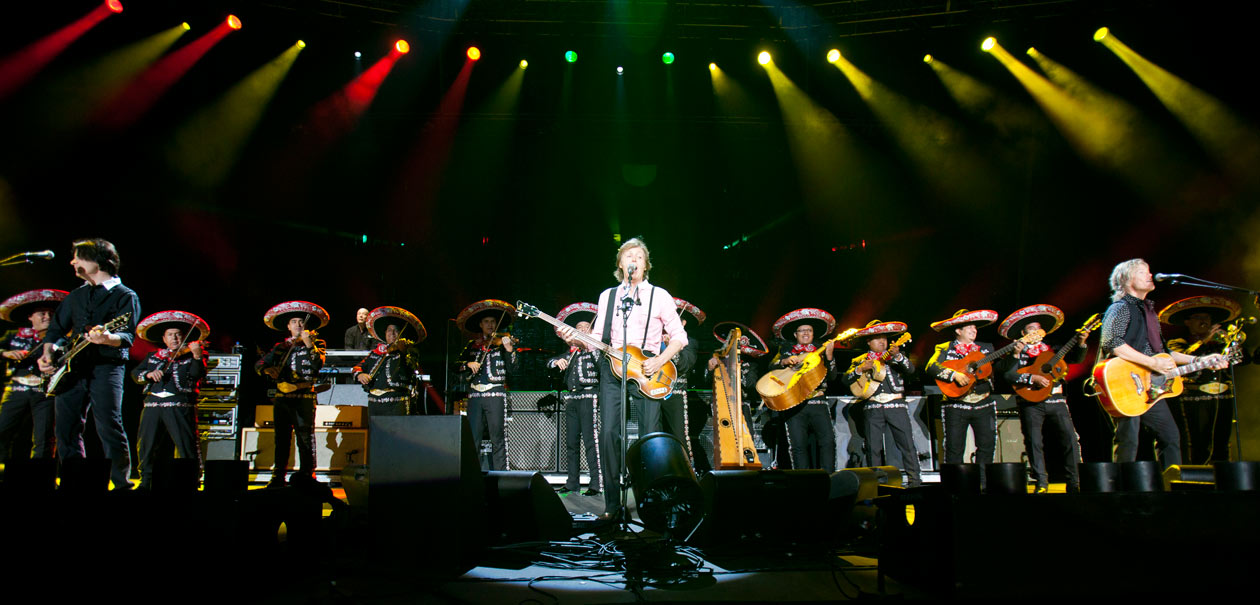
<box><xmin>1153</xmin><ymin>273</ymin><xmax>1184</xmax><ymax>282</ymax></box>
<box><xmin>627</xmin><ymin>263</ymin><xmax>637</xmax><ymax>280</ymax></box>
<box><xmin>22</xmin><ymin>250</ymin><xmax>54</xmax><ymax>260</ymax></box>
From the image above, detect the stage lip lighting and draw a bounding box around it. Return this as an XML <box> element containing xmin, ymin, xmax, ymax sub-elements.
<box><xmin>662</xmin><ymin>51</ymin><xmax>675</xmax><ymax>65</ymax></box>
<box><xmin>827</xmin><ymin>49</ymin><xmax>841</xmax><ymax>63</ymax></box>
<box><xmin>565</xmin><ymin>50</ymin><xmax>577</xmax><ymax>63</ymax></box>
<box><xmin>519</xmin><ymin>59</ymin><xmax>528</xmax><ymax>69</ymax></box>
<box><xmin>981</xmin><ymin>37</ymin><xmax>996</xmax><ymax>52</ymax></box>
<box><xmin>923</xmin><ymin>54</ymin><xmax>933</xmax><ymax>64</ymax></box>
<box><xmin>226</xmin><ymin>15</ymin><xmax>242</xmax><ymax>30</ymax></box>
<box><xmin>106</xmin><ymin>0</ymin><xmax>124</xmax><ymax>13</ymax></box>
<box><xmin>1094</xmin><ymin>27</ymin><xmax>1110</xmax><ymax>42</ymax></box>
<box><xmin>395</xmin><ymin>40</ymin><xmax>410</xmax><ymax>54</ymax></box>
<box><xmin>467</xmin><ymin>46</ymin><xmax>480</xmax><ymax>61</ymax></box>
<box><xmin>758</xmin><ymin>51</ymin><xmax>771</xmax><ymax>65</ymax></box>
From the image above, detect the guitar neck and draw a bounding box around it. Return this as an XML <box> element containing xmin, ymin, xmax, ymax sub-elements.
<box><xmin>1168</xmin><ymin>356</ymin><xmax>1226</xmax><ymax>379</ymax></box>
<box><xmin>529</xmin><ymin>311</ymin><xmax>615</xmax><ymax>356</ymax></box>
<box><xmin>1048</xmin><ymin>339</ymin><xmax>1079</xmax><ymax>365</ymax></box>
<box><xmin>977</xmin><ymin>341</ymin><xmax>1018</xmax><ymax>367</ymax></box>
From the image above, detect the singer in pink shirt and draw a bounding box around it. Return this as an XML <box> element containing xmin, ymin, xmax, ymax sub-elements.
<box><xmin>561</xmin><ymin>238</ymin><xmax>688</xmax><ymax>520</ymax></box>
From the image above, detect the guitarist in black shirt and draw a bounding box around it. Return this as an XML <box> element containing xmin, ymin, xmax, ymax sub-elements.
<box><xmin>37</xmin><ymin>238</ymin><xmax>142</xmax><ymax>490</ymax></box>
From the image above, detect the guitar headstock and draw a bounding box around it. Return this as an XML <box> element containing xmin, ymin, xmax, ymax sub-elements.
<box><xmin>1021</xmin><ymin>328</ymin><xmax>1046</xmax><ymax>345</ymax></box>
<box><xmin>891</xmin><ymin>332</ymin><xmax>913</xmax><ymax>348</ymax></box>
<box><xmin>834</xmin><ymin>327</ymin><xmax>860</xmax><ymax>343</ymax></box>
<box><xmin>1078</xmin><ymin>313</ymin><xmax>1102</xmax><ymax>334</ymax></box>
<box><xmin>104</xmin><ymin>313</ymin><xmax>131</xmax><ymax>331</ymax></box>
<box><xmin>515</xmin><ymin>301</ymin><xmax>540</xmax><ymax>319</ymax></box>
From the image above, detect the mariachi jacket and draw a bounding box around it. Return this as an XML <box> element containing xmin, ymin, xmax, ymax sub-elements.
<box><xmin>131</xmin><ymin>349</ymin><xmax>208</xmax><ymax>405</ymax></box>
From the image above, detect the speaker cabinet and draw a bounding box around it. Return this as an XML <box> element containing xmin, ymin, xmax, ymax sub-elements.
<box><xmin>240</xmin><ymin>428</ymin><xmax>368</xmax><ymax>471</ymax></box>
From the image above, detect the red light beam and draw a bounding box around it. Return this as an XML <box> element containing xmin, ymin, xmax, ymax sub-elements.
<box><xmin>0</xmin><ymin>2</ymin><xmax>120</xmax><ymax>101</ymax></box>
<box><xmin>95</xmin><ymin>20</ymin><xmax>237</xmax><ymax>130</ymax></box>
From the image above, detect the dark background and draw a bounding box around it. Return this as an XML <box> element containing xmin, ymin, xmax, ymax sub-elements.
<box><xmin>3</xmin><ymin>1</ymin><xmax>1257</xmax><ymax>461</ymax></box>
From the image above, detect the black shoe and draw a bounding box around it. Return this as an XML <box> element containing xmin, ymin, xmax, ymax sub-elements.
<box><xmin>557</xmin><ymin>487</ymin><xmax>574</xmax><ymax>495</ymax></box>
<box><xmin>582</xmin><ymin>488</ymin><xmax>601</xmax><ymax>496</ymax></box>
<box><xmin>265</xmin><ymin>476</ymin><xmax>287</xmax><ymax>489</ymax></box>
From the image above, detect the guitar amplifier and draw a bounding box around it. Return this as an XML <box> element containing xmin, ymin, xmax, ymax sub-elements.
<box><xmin>254</xmin><ymin>404</ymin><xmax>366</xmax><ymax>428</ymax></box>
<box><xmin>240</xmin><ymin>427</ymin><xmax>368</xmax><ymax>471</ymax></box>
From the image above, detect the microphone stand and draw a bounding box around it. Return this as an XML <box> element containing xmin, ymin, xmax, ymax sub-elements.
<box><xmin>616</xmin><ymin>276</ymin><xmax>638</xmax><ymax>527</ymax></box>
<box><xmin>1160</xmin><ymin>273</ymin><xmax>1257</xmax><ymax>461</ymax></box>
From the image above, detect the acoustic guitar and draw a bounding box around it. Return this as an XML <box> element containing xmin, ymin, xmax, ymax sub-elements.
<box><xmin>849</xmin><ymin>332</ymin><xmax>914</xmax><ymax>400</ymax></box>
<box><xmin>934</xmin><ymin>329</ymin><xmax>1044</xmax><ymax>399</ymax></box>
<box><xmin>1093</xmin><ymin>331</ymin><xmax>1242</xmax><ymax>417</ymax></box>
<box><xmin>757</xmin><ymin>328</ymin><xmax>859</xmax><ymax>411</ymax></box>
<box><xmin>1012</xmin><ymin>314</ymin><xmax>1101</xmax><ymax>402</ymax></box>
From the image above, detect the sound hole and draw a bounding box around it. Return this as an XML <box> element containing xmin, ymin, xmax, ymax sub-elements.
<box><xmin>720</xmin><ymin>419</ymin><xmax>731</xmax><ymax>427</ymax></box>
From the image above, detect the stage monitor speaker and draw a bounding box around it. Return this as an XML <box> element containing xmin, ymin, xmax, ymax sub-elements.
<box><xmin>59</xmin><ymin>458</ymin><xmax>111</xmax><ymax>493</ymax></box>
<box><xmin>831</xmin><ymin>466</ymin><xmax>902</xmax><ymax>536</ymax></box>
<box><xmin>204</xmin><ymin>460</ymin><xmax>249</xmax><ymax>494</ymax></box>
<box><xmin>240</xmin><ymin>428</ymin><xmax>367</xmax><ymax>471</ymax></box>
<box><xmin>1163</xmin><ymin>464</ymin><xmax>1215</xmax><ymax>491</ymax></box>
<box><xmin>1</xmin><ymin>458</ymin><xmax>56</xmax><ymax>493</ymax></box>
<box><xmin>483</xmin><ymin>471</ymin><xmax>573</xmax><ymax>544</ymax></box>
<box><xmin>1215</xmin><ymin>461</ymin><xmax>1260</xmax><ymax>491</ymax></box>
<box><xmin>690</xmin><ymin>469</ymin><xmax>831</xmax><ymax>546</ymax></box>
<box><xmin>370</xmin><ymin>416</ymin><xmax>487</xmax><ymax>575</ymax></box>
<box><xmin>153</xmin><ymin>458</ymin><xmax>200</xmax><ymax>493</ymax></box>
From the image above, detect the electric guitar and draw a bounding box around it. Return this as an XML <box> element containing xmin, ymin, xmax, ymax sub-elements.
<box><xmin>45</xmin><ymin>313</ymin><xmax>132</xmax><ymax>395</ymax></box>
<box><xmin>1013</xmin><ymin>314</ymin><xmax>1101</xmax><ymax>402</ymax></box>
<box><xmin>515</xmin><ymin>301</ymin><xmax>677</xmax><ymax>400</ymax></box>
<box><xmin>849</xmin><ymin>332</ymin><xmax>914</xmax><ymax>401</ymax></box>
<box><xmin>756</xmin><ymin>327</ymin><xmax>860</xmax><ymax>411</ymax></box>
<box><xmin>1092</xmin><ymin>331</ymin><xmax>1243</xmax><ymax>418</ymax></box>
<box><xmin>934</xmin><ymin>329</ymin><xmax>1045</xmax><ymax>399</ymax></box>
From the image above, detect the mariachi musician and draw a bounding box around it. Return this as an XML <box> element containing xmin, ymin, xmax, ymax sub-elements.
<box><xmin>926</xmin><ymin>309</ymin><xmax>1000</xmax><ymax>487</ymax></box>
<box><xmin>1000</xmin><ymin>305</ymin><xmax>1086</xmax><ymax>493</ymax></box>
<box><xmin>1160</xmin><ymin>295</ymin><xmax>1246</xmax><ymax>464</ymax></box>
<box><xmin>769</xmin><ymin>307</ymin><xmax>839</xmax><ymax>471</ymax></box>
<box><xmin>661</xmin><ymin>297</ymin><xmax>704</xmax><ymax>463</ymax></box>
<box><xmin>130</xmin><ymin>310</ymin><xmax>210</xmax><ymax>490</ymax></box>
<box><xmin>0</xmin><ymin>289</ymin><xmax>66</xmax><ymax>464</ymax></box>
<box><xmin>547</xmin><ymin>302</ymin><xmax>601</xmax><ymax>496</ymax></box>
<box><xmin>256</xmin><ymin>301</ymin><xmax>329</xmax><ymax>488</ymax></box>
<box><xmin>842</xmin><ymin>320</ymin><xmax>921</xmax><ymax>487</ymax></box>
<box><xmin>353</xmin><ymin>306</ymin><xmax>426</xmax><ymax>417</ymax></box>
<box><xmin>456</xmin><ymin>299</ymin><xmax>518</xmax><ymax>471</ymax></box>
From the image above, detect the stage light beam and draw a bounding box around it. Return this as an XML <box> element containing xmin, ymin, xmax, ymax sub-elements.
<box><xmin>467</xmin><ymin>46</ymin><xmax>481</xmax><ymax>61</ymax></box>
<box><xmin>0</xmin><ymin>1</ymin><xmax>125</xmax><ymax>101</ymax></box>
<box><xmin>1094</xmin><ymin>27</ymin><xmax>1110</xmax><ymax>42</ymax></box>
<box><xmin>758</xmin><ymin>51</ymin><xmax>771</xmax><ymax>65</ymax></box>
<box><xmin>982</xmin><ymin>37</ymin><xmax>996</xmax><ymax>52</ymax></box>
<box><xmin>923</xmin><ymin>54</ymin><xmax>933</xmax><ymax>64</ymax></box>
<box><xmin>565</xmin><ymin>50</ymin><xmax>577</xmax><ymax>63</ymax></box>
<box><xmin>395</xmin><ymin>40</ymin><xmax>410</xmax><ymax>54</ymax></box>
<box><xmin>106</xmin><ymin>0</ymin><xmax>123</xmax><ymax>13</ymax></box>
<box><xmin>662</xmin><ymin>52</ymin><xmax>675</xmax><ymax>65</ymax></box>
<box><xmin>827</xmin><ymin>49</ymin><xmax>841</xmax><ymax>63</ymax></box>
<box><xmin>519</xmin><ymin>59</ymin><xmax>528</xmax><ymax>69</ymax></box>
<box><xmin>226</xmin><ymin>15</ymin><xmax>242</xmax><ymax>30</ymax></box>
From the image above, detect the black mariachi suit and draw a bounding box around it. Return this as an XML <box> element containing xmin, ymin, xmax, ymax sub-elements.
<box><xmin>256</xmin><ymin>337</ymin><xmax>326</xmax><ymax>480</ymax></box>
<box><xmin>1003</xmin><ymin>342</ymin><xmax>1086</xmax><ymax>489</ymax></box>
<box><xmin>771</xmin><ymin>343</ymin><xmax>838</xmax><ymax>471</ymax></box>
<box><xmin>1166</xmin><ymin>337</ymin><xmax>1243</xmax><ymax>464</ymax></box>
<box><xmin>130</xmin><ymin>349</ymin><xmax>206</xmax><ymax>487</ymax></box>
<box><xmin>549</xmin><ymin>347</ymin><xmax>601</xmax><ymax>492</ymax></box>
<box><xmin>843</xmin><ymin>351</ymin><xmax>922</xmax><ymax>485</ymax></box>
<box><xmin>353</xmin><ymin>343</ymin><xmax>419</xmax><ymax>416</ymax></box>
<box><xmin>0</xmin><ymin>328</ymin><xmax>55</xmax><ymax>462</ymax></box>
<box><xmin>1101</xmin><ymin>295</ymin><xmax>1181</xmax><ymax>469</ymax></box>
<box><xmin>927</xmin><ymin>340</ymin><xmax>999</xmax><ymax>478</ymax></box>
<box><xmin>459</xmin><ymin>339</ymin><xmax>518</xmax><ymax>470</ymax></box>
<box><xmin>661</xmin><ymin>338</ymin><xmax>700</xmax><ymax>462</ymax></box>
<box><xmin>42</xmin><ymin>277</ymin><xmax>141</xmax><ymax>488</ymax></box>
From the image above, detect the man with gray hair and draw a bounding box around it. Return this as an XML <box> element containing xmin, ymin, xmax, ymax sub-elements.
<box><xmin>1099</xmin><ymin>258</ymin><xmax>1227</xmax><ymax>469</ymax></box>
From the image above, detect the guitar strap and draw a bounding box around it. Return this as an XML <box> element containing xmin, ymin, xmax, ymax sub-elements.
<box><xmin>641</xmin><ymin>286</ymin><xmax>655</xmax><ymax>350</ymax></box>
<box><xmin>601</xmin><ymin>287</ymin><xmax>616</xmax><ymax>346</ymax></box>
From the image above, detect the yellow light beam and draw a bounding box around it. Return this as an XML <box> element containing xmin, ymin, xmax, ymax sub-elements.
<box><xmin>927</xmin><ymin>56</ymin><xmax>1048</xmax><ymax>139</ymax></box>
<box><xmin>168</xmin><ymin>42</ymin><xmax>303</xmax><ymax>187</ymax></box>
<box><xmin>763</xmin><ymin>61</ymin><xmax>875</xmax><ymax>215</ymax></box>
<box><xmin>832</xmin><ymin>54</ymin><xmax>1000</xmax><ymax>208</ymax></box>
<box><xmin>986</xmin><ymin>39</ymin><xmax>1187</xmax><ymax>202</ymax></box>
<box><xmin>1099</xmin><ymin>31</ymin><xmax>1260</xmax><ymax>188</ymax></box>
<box><xmin>708</xmin><ymin>63</ymin><xmax>755</xmax><ymax>117</ymax></box>
<box><xmin>39</xmin><ymin>23</ymin><xmax>189</xmax><ymax>133</ymax></box>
